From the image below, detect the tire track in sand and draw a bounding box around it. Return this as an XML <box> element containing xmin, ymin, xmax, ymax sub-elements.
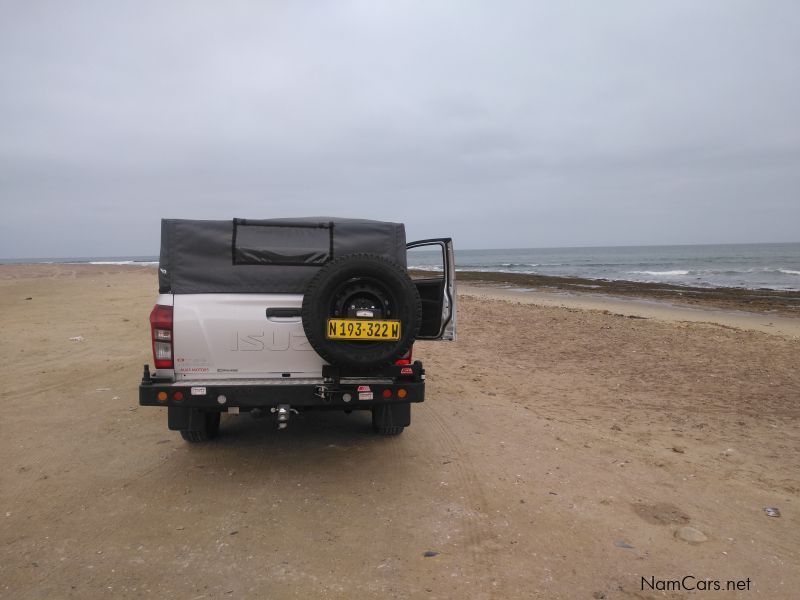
<box><xmin>423</xmin><ymin>402</ymin><xmax>500</xmax><ymax>598</ymax></box>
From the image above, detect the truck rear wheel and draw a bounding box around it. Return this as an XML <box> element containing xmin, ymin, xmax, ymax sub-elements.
<box><xmin>179</xmin><ymin>411</ymin><xmax>220</xmax><ymax>443</ymax></box>
<box><xmin>302</xmin><ymin>253</ymin><xmax>421</xmax><ymax>369</ymax></box>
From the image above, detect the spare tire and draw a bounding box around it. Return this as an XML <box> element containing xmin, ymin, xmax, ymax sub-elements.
<box><xmin>302</xmin><ymin>253</ymin><xmax>421</xmax><ymax>369</ymax></box>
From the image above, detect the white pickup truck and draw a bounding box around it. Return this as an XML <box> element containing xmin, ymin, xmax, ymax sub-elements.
<box><xmin>139</xmin><ymin>218</ymin><xmax>456</xmax><ymax>442</ymax></box>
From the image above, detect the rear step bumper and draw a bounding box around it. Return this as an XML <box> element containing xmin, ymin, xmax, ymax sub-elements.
<box><xmin>139</xmin><ymin>362</ymin><xmax>425</xmax><ymax>409</ymax></box>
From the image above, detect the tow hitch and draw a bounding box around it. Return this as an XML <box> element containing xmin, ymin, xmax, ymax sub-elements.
<box><xmin>270</xmin><ymin>404</ymin><xmax>298</xmax><ymax>429</ymax></box>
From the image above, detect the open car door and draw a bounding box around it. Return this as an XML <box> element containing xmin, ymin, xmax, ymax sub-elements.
<box><xmin>406</xmin><ymin>238</ymin><xmax>456</xmax><ymax>340</ymax></box>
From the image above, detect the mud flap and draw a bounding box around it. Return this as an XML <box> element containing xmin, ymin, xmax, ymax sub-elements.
<box><xmin>168</xmin><ymin>406</ymin><xmax>207</xmax><ymax>431</ymax></box>
<box><xmin>371</xmin><ymin>403</ymin><xmax>411</xmax><ymax>428</ymax></box>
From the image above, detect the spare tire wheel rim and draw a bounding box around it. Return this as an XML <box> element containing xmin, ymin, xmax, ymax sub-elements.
<box><xmin>329</xmin><ymin>277</ymin><xmax>399</xmax><ymax>344</ymax></box>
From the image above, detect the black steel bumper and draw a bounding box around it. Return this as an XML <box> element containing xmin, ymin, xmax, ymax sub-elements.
<box><xmin>139</xmin><ymin>361</ymin><xmax>425</xmax><ymax>410</ymax></box>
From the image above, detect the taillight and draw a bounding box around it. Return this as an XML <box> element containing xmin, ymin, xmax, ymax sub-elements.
<box><xmin>395</xmin><ymin>345</ymin><xmax>413</xmax><ymax>366</ymax></box>
<box><xmin>150</xmin><ymin>304</ymin><xmax>173</xmax><ymax>369</ymax></box>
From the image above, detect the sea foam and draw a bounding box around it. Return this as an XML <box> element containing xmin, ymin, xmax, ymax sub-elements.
<box><xmin>629</xmin><ymin>270</ymin><xmax>690</xmax><ymax>276</ymax></box>
<box><xmin>88</xmin><ymin>260</ymin><xmax>159</xmax><ymax>266</ymax></box>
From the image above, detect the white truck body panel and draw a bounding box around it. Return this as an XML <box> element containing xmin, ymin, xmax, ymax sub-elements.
<box><xmin>172</xmin><ymin>293</ymin><xmax>326</xmax><ymax>381</ymax></box>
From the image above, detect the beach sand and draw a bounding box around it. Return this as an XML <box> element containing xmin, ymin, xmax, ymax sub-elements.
<box><xmin>459</xmin><ymin>284</ymin><xmax>800</xmax><ymax>338</ymax></box>
<box><xmin>1</xmin><ymin>264</ymin><xmax>799</xmax><ymax>599</ymax></box>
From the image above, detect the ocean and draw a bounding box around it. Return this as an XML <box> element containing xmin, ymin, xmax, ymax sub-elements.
<box><xmin>408</xmin><ymin>243</ymin><xmax>800</xmax><ymax>291</ymax></box>
<box><xmin>0</xmin><ymin>256</ymin><xmax>160</xmax><ymax>266</ymax></box>
<box><xmin>3</xmin><ymin>243</ymin><xmax>799</xmax><ymax>291</ymax></box>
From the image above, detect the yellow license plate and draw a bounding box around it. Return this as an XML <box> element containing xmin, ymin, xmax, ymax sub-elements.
<box><xmin>326</xmin><ymin>319</ymin><xmax>401</xmax><ymax>340</ymax></box>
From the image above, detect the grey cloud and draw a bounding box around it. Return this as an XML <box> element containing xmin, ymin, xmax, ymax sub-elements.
<box><xmin>1</xmin><ymin>0</ymin><xmax>799</xmax><ymax>257</ymax></box>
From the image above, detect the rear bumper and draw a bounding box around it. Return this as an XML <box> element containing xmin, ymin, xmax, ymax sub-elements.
<box><xmin>139</xmin><ymin>362</ymin><xmax>425</xmax><ymax>410</ymax></box>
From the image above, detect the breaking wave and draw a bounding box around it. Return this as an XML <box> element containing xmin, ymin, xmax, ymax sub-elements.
<box><xmin>628</xmin><ymin>270</ymin><xmax>690</xmax><ymax>276</ymax></box>
<box><xmin>87</xmin><ymin>260</ymin><xmax>159</xmax><ymax>266</ymax></box>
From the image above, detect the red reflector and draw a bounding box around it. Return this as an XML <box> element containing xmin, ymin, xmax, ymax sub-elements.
<box><xmin>382</xmin><ymin>389</ymin><xmax>392</xmax><ymax>398</ymax></box>
<box><xmin>400</xmin><ymin>367</ymin><xmax>413</xmax><ymax>375</ymax></box>
<box><xmin>173</xmin><ymin>391</ymin><xmax>184</xmax><ymax>401</ymax></box>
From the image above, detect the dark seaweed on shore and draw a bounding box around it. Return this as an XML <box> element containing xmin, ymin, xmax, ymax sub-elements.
<box><xmin>415</xmin><ymin>270</ymin><xmax>800</xmax><ymax>315</ymax></box>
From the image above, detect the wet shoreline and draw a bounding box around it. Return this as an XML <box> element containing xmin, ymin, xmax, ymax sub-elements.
<box><xmin>442</xmin><ymin>270</ymin><xmax>800</xmax><ymax>316</ymax></box>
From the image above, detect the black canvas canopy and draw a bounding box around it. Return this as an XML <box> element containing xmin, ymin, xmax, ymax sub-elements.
<box><xmin>159</xmin><ymin>217</ymin><xmax>407</xmax><ymax>294</ymax></box>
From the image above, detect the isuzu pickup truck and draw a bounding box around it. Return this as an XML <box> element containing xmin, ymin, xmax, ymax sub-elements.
<box><xmin>139</xmin><ymin>218</ymin><xmax>456</xmax><ymax>442</ymax></box>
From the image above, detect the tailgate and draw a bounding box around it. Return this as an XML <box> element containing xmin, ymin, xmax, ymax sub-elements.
<box><xmin>172</xmin><ymin>294</ymin><xmax>325</xmax><ymax>380</ymax></box>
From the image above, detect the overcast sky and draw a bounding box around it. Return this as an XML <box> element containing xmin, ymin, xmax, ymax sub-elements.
<box><xmin>1</xmin><ymin>1</ymin><xmax>798</xmax><ymax>257</ymax></box>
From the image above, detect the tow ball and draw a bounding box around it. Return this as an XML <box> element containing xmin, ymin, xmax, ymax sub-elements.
<box><xmin>270</xmin><ymin>404</ymin><xmax>298</xmax><ymax>430</ymax></box>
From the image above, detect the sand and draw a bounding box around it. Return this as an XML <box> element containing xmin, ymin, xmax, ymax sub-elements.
<box><xmin>460</xmin><ymin>284</ymin><xmax>800</xmax><ymax>338</ymax></box>
<box><xmin>1</xmin><ymin>264</ymin><xmax>799</xmax><ymax>599</ymax></box>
